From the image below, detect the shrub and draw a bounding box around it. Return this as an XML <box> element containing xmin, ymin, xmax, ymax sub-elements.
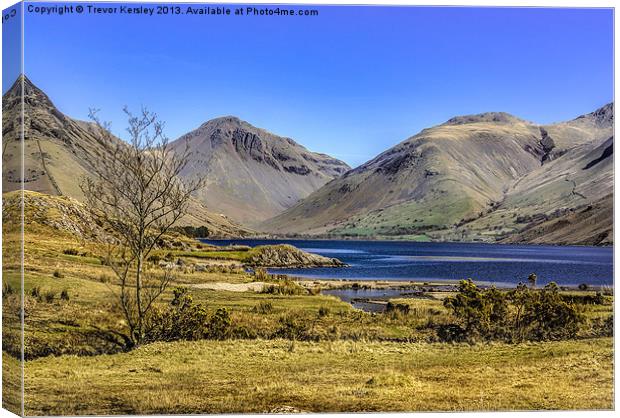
<box><xmin>274</xmin><ymin>312</ymin><xmax>310</xmax><ymax>340</ymax></box>
<box><xmin>147</xmin><ymin>254</ymin><xmax>161</xmax><ymax>265</ymax></box>
<box><xmin>578</xmin><ymin>283</ymin><xmax>589</xmax><ymax>291</ymax></box>
<box><xmin>440</xmin><ymin>279</ymin><xmax>584</xmax><ymax>343</ymax></box>
<box><xmin>254</xmin><ymin>268</ymin><xmax>269</xmax><ymax>282</ymax></box>
<box><xmin>318</xmin><ymin>306</ymin><xmax>330</xmax><ymax>317</ymax></box>
<box><xmin>443</xmin><ymin>280</ymin><xmax>509</xmax><ymax>341</ymax></box>
<box><xmin>208</xmin><ymin>308</ymin><xmax>232</xmax><ymax>340</ymax></box>
<box><xmin>44</xmin><ymin>291</ymin><xmax>56</xmax><ymax>303</ymax></box>
<box><xmin>63</xmin><ymin>248</ymin><xmax>79</xmax><ymax>256</ymax></box>
<box><xmin>30</xmin><ymin>286</ymin><xmax>41</xmax><ymax>298</ymax></box>
<box><xmin>522</xmin><ymin>282</ymin><xmax>583</xmax><ymax>341</ymax></box>
<box><xmin>260</xmin><ymin>279</ymin><xmax>306</xmax><ymax>296</ymax></box>
<box><xmin>436</xmin><ymin>323</ymin><xmax>468</xmax><ymax>343</ymax></box>
<box><xmin>144</xmin><ymin>288</ymin><xmax>233</xmax><ymax>343</ymax></box>
<box><xmin>386</xmin><ymin>302</ymin><xmax>410</xmax><ymax>315</ymax></box>
<box><xmin>144</xmin><ymin>287</ymin><xmax>209</xmax><ymax>342</ymax></box>
<box><xmin>53</xmin><ymin>270</ymin><xmax>64</xmax><ymax>279</ymax></box>
<box><xmin>254</xmin><ymin>301</ymin><xmax>274</xmax><ymax>314</ymax></box>
<box><xmin>60</xmin><ymin>289</ymin><xmax>70</xmax><ymax>301</ymax></box>
<box><xmin>98</xmin><ymin>274</ymin><xmax>111</xmax><ymax>284</ymax></box>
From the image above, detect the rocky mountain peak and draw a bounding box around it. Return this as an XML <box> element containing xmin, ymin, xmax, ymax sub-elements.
<box><xmin>444</xmin><ymin>111</ymin><xmax>526</xmax><ymax>126</ymax></box>
<box><xmin>576</xmin><ymin>102</ymin><xmax>614</xmax><ymax>127</ymax></box>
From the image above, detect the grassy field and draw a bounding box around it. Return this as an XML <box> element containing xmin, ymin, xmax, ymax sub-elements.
<box><xmin>1</xmin><ymin>195</ymin><xmax>615</xmax><ymax>414</ymax></box>
<box><xmin>22</xmin><ymin>338</ymin><xmax>613</xmax><ymax>415</ymax></box>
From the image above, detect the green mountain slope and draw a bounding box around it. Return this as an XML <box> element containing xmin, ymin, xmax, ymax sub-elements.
<box><xmin>260</xmin><ymin>105</ymin><xmax>613</xmax><ymax>244</ymax></box>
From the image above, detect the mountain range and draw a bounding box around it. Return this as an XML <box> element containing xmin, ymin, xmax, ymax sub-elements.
<box><xmin>260</xmin><ymin>105</ymin><xmax>613</xmax><ymax>245</ymax></box>
<box><xmin>1</xmin><ymin>76</ymin><xmax>253</xmax><ymax>237</ymax></box>
<box><xmin>2</xmin><ymin>76</ymin><xmax>613</xmax><ymax>244</ymax></box>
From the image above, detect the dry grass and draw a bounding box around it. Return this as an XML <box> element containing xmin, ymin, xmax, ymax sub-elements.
<box><xmin>23</xmin><ymin>338</ymin><xmax>613</xmax><ymax>415</ymax></box>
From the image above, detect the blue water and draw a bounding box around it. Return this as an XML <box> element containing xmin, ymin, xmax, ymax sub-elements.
<box><xmin>200</xmin><ymin>239</ymin><xmax>614</xmax><ymax>287</ymax></box>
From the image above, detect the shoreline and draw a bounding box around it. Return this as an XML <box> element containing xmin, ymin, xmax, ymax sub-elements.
<box><xmin>201</xmin><ymin>236</ymin><xmax>614</xmax><ymax>248</ymax></box>
<box><xmin>290</xmin><ymin>277</ymin><xmax>613</xmax><ymax>292</ymax></box>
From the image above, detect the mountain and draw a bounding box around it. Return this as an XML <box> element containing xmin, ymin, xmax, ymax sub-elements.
<box><xmin>170</xmin><ymin>116</ymin><xmax>350</xmax><ymax>225</ymax></box>
<box><xmin>2</xmin><ymin>76</ymin><xmax>253</xmax><ymax>237</ymax></box>
<box><xmin>260</xmin><ymin>105</ymin><xmax>613</xmax><ymax>245</ymax></box>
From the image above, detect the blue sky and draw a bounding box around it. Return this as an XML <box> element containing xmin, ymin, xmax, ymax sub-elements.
<box><xmin>5</xmin><ymin>3</ymin><xmax>615</xmax><ymax>167</ymax></box>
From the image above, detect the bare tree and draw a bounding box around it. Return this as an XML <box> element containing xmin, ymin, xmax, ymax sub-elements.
<box><xmin>81</xmin><ymin>107</ymin><xmax>203</xmax><ymax>348</ymax></box>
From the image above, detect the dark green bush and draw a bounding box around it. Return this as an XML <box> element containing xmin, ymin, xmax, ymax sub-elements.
<box><xmin>144</xmin><ymin>287</ymin><xmax>233</xmax><ymax>343</ymax></box>
<box><xmin>522</xmin><ymin>282</ymin><xmax>583</xmax><ymax>341</ymax></box>
<box><xmin>208</xmin><ymin>308</ymin><xmax>232</xmax><ymax>340</ymax></box>
<box><xmin>60</xmin><ymin>289</ymin><xmax>70</xmax><ymax>301</ymax></box>
<box><xmin>63</xmin><ymin>248</ymin><xmax>79</xmax><ymax>256</ymax></box>
<box><xmin>144</xmin><ymin>287</ymin><xmax>209</xmax><ymax>342</ymax></box>
<box><xmin>441</xmin><ymin>279</ymin><xmax>585</xmax><ymax>343</ymax></box>
<box><xmin>443</xmin><ymin>280</ymin><xmax>509</xmax><ymax>341</ymax></box>
<box><xmin>274</xmin><ymin>312</ymin><xmax>310</xmax><ymax>340</ymax></box>
<box><xmin>53</xmin><ymin>270</ymin><xmax>64</xmax><ymax>279</ymax></box>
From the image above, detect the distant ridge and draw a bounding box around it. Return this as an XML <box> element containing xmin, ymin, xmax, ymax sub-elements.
<box><xmin>260</xmin><ymin>103</ymin><xmax>613</xmax><ymax>245</ymax></box>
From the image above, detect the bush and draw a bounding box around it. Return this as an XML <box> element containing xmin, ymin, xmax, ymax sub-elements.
<box><xmin>144</xmin><ymin>287</ymin><xmax>233</xmax><ymax>343</ymax></box>
<box><xmin>260</xmin><ymin>279</ymin><xmax>306</xmax><ymax>296</ymax></box>
<box><xmin>436</xmin><ymin>323</ymin><xmax>468</xmax><ymax>343</ymax></box>
<box><xmin>318</xmin><ymin>306</ymin><xmax>330</xmax><ymax>317</ymax></box>
<box><xmin>147</xmin><ymin>254</ymin><xmax>161</xmax><ymax>265</ymax></box>
<box><xmin>254</xmin><ymin>301</ymin><xmax>273</xmax><ymax>314</ymax></box>
<box><xmin>60</xmin><ymin>289</ymin><xmax>70</xmax><ymax>301</ymax></box>
<box><xmin>254</xmin><ymin>268</ymin><xmax>269</xmax><ymax>281</ymax></box>
<box><xmin>53</xmin><ymin>270</ymin><xmax>64</xmax><ymax>279</ymax></box>
<box><xmin>44</xmin><ymin>291</ymin><xmax>56</xmax><ymax>303</ymax></box>
<box><xmin>386</xmin><ymin>302</ymin><xmax>410</xmax><ymax>315</ymax></box>
<box><xmin>208</xmin><ymin>308</ymin><xmax>232</xmax><ymax>340</ymax></box>
<box><xmin>578</xmin><ymin>283</ymin><xmax>589</xmax><ymax>291</ymax></box>
<box><xmin>30</xmin><ymin>286</ymin><xmax>41</xmax><ymax>298</ymax></box>
<box><xmin>63</xmin><ymin>248</ymin><xmax>79</xmax><ymax>256</ymax></box>
<box><xmin>144</xmin><ymin>287</ymin><xmax>209</xmax><ymax>342</ymax></box>
<box><xmin>443</xmin><ymin>280</ymin><xmax>509</xmax><ymax>341</ymax></box>
<box><xmin>98</xmin><ymin>274</ymin><xmax>111</xmax><ymax>284</ymax></box>
<box><xmin>522</xmin><ymin>282</ymin><xmax>583</xmax><ymax>341</ymax></box>
<box><xmin>441</xmin><ymin>279</ymin><xmax>585</xmax><ymax>343</ymax></box>
<box><xmin>274</xmin><ymin>312</ymin><xmax>310</xmax><ymax>340</ymax></box>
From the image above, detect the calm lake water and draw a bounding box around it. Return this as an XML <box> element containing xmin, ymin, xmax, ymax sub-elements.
<box><xmin>200</xmin><ymin>239</ymin><xmax>614</xmax><ymax>287</ymax></box>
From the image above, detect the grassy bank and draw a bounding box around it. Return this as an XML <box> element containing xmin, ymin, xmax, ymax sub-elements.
<box><xmin>23</xmin><ymin>338</ymin><xmax>613</xmax><ymax>415</ymax></box>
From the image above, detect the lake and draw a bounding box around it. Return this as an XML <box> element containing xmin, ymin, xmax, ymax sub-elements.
<box><xmin>200</xmin><ymin>239</ymin><xmax>614</xmax><ymax>287</ymax></box>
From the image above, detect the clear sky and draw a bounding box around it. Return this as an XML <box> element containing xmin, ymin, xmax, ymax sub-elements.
<box><xmin>7</xmin><ymin>3</ymin><xmax>615</xmax><ymax>167</ymax></box>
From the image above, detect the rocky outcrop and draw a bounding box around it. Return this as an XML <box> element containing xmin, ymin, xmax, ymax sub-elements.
<box><xmin>246</xmin><ymin>244</ymin><xmax>346</xmax><ymax>268</ymax></box>
<box><xmin>3</xmin><ymin>190</ymin><xmax>98</xmax><ymax>239</ymax></box>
